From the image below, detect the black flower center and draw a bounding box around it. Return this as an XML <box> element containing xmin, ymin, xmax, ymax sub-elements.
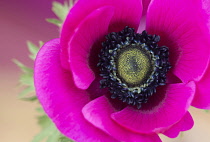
<box><xmin>98</xmin><ymin>26</ymin><xmax>171</xmax><ymax>109</ymax></box>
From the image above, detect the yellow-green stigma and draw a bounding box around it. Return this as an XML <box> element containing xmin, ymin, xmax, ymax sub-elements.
<box><xmin>98</xmin><ymin>26</ymin><xmax>171</xmax><ymax>109</ymax></box>
<box><xmin>117</xmin><ymin>46</ymin><xmax>154</xmax><ymax>87</ymax></box>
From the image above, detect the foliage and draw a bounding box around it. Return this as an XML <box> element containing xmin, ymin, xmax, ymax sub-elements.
<box><xmin>46</xmin><ymin>0</ymin><xmax>73</xmax><ymax>27</ymax></box>
<box><xmin>15</xmin><ymin>1</ymin><xmax>74</xmax><ymax>142</ymax></box>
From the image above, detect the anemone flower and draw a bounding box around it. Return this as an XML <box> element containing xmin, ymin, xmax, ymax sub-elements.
<box><xmin>34</xmin><ymin>0</ymin><xmax>210</xmax><ymax>141</ymax></box>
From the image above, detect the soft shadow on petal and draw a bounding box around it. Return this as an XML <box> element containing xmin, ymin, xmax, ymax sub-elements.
<box><xmin>60</xmin><ymin>0</ymin><xmax>143</xmax><ymax>70</ymax></box>
<box><xmin>192</xmin><ymin>61</ymin><xmax>210</xmax><ymax>109</ymax></box>
<box><xmin>146</xmin><ymin>0</ymin><xmax>210</xmax><ymax>83</ymax></box>
<box><xmin>87</xmin><ymin>77</ymin><xmax>110</xmax><ymax>100</ymax></box>
<box><xmin>161</xmin><ymin>111</ymin><xmax>194</xmax><ymax>138</ymax></box>
<box><xmin>107</xmin><ymin>0</ymin><xmax>142</xmax><ymax>32</ymax></box>
<box><xmin>111</xmin><ymin>82</ymin><xmax>195</xmax><ymax>134</ymax></box>
<box><xmin>69</xmin><ymin>6</ymin><xmax>114</xmax><ymax>90</ymax></box>
<box><xmin>82</xmin><ymin>96</ymin><xmax>161</xmax><ymax>142</ymax></box>
<box><xmin>34</xmin><ymin>39</ymin><xmax>118</xmax><ymax>142</ymax></box>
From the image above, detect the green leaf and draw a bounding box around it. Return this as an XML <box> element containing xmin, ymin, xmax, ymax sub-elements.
<box><xmin>37</xmin><ymin>115</ymin><xmax>51</xmax><ymax>129</ymax></box>
<box><xmin>32</xmin><ymin>114</ymin><xmax>74</xmax><ymax>142</ymax></box>
<box><xmin>52</xmin><ymin>1</ymin><xmax>71</xmax><ymax>21</ymax></box>
<box><xmin>36</xmin><ymin>107</ymin><xmax>45</xmax><ymax>113</ymax></box>
<box><xmin>21</xmin><ymin>96</ymin><xmax>37</xmax><ymax>101</ymax></box>
<box><xmin>19</xmin><ymin>72</ymin><xmax>34</xmax><ymax>86</ymax></box>
<box><xmin>58</xmin><ymin>136</ymin><xmax>74</xmax><ymax>142</ymax></box>
<box><xmin>14</xmin><ymin>59</ymin><xmax>36</xmax><ymax>101</ymax></box>
<box><xmin>32</xmin><ymin>121</ymin><xmax>58</xmax><ymax>142</ymax></box>
<box><xmin>27</xmin><ymin>41</ymin><xmax>42</xmax><ymax>60</ymax></box>
<box><xmin>14</xmin><ymin>60</ymin><xmax>33</xmax><ymax>86</ymax></box>
<box><xmin>46</xmin><ymin>18</ymin><xmax>62</xmax><ymax>27</ymax></box>
<box><xmin>13</xmin><ymin>59</ymin><xmax>33</xmax><ymax>73</ymax></box>
<box><xmin>47</xmin><ymin>0</ymin><xmax>73</xmax><ymax>27</ymax></box>
<box><xmin>14</xmin><ymin>41</ymin><xmax>43</xmax><ymax>101</ymax></box>
<box><xmin>205</xmin><ymin>110</ymin><xmax>209</xmax><ymax>113</ymax></box>
<box><xmin>46</xmin><ymin>130</ymin><xmax>61</xmax><ymax>142</ymax></box>
<box><xmin>18</xmin><ymin>86</ymin><xmax>34</xmax><ymax>98</ymax></box>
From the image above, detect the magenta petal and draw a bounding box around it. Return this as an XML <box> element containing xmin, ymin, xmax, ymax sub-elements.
<box><xmin>142</xmin><ymin>0</ymin><xmax>151</xmax><ymax>16</ymax></box>
<box><xmin>202</xmin><ymin>0</ymin><xmax>210</xmax><ymax>29</ymax></box>
<box><xmin>192</xmin><ymin>62</ymin><xmax>210</xmax><ymax>109</ymax></box>
<box><xmin>111</xmin><ymin>82</ymin><xmax>195</xmax><ymax>134</ymax></box>
<box><xmin>105</xmin><ymin>0</ymin><xmax>142</xmax><ymax>32</ymax></box>
<box><xmin>69</xmin><ymin>6</ymin><xmax>114</xmax><ymax>89</ymax></box>
<box><xmin>162</xmin><ymin>111</ymin><xmax>194</xmax><ymax>138</ymax></box>
<box><xmin>82</xmin><ymin>96</ymin><xmax>161</xmax><ymax>142</ymax></box>
<box><xmin>138</xmin><ymin>0</ymin><xmax>151</xmax><ymax>33</ymax></box>
<box><xmin>60</xmin><ymin>0</ymin><xmax>142</xmax><ymax>69</ymax></box>
<box><xmin>34</xmin><ymin>39</ymin><xmax>118</xmax><ymax>142</ymax></box>
<box><xmin>146</xmin><ymin>0</ymin><xmax>210</xmax><ymax>82</ymax></box>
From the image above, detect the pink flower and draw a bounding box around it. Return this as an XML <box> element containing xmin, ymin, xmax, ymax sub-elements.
<box><xmin>34</xmin><ymin>0</ymin><xmax>210</xmax><ymax>141</ymax></box>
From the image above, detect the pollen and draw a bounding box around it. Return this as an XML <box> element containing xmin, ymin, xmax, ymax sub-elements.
<box><xmin>117</xmin><ymin>46</ymin><xmax>154</xmax><ymax>87</ymax></box>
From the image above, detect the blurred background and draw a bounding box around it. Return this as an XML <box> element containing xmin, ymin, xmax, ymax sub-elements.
<box><xmin>0</xmin><ymin>0</ymin><xmax>61</xmax><ymax>141</ymax></box>
<box><xmin>0</xmin><ymin>0</ymin><xmax>209</xmax><ymax>142</ymax></box>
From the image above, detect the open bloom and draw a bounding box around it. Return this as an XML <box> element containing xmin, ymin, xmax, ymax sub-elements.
<box><xmin>34</xmin><ymin>0</ymin><xmax>210</xmax><ymax>141</ymax></box>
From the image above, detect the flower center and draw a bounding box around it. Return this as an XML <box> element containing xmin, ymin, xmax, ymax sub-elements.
<box><xmin>98</xmin><ymin>26</ymin><xmax>171</xmax><ymax>109</ymax></box>
<box><xmin>117</xmin><ymin>45</ymin><xmax>154</xmax><ymax>87</ymax></box>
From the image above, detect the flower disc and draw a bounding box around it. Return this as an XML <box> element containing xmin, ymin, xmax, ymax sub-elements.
<box><xmin>117</xmin><ymin>45</ymin><xmax>154</xmax><ymax>87</ymax></box>
<box><xmin>98</xmin><ymin>26</ymin><xmax>171</xmax><ymax>109</ymax></box>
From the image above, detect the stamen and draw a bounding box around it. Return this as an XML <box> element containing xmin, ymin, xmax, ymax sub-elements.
<box><xmin>98</xmin><ymin>26</ymin><xmax>171</xmax><ymax>109</ymax></box>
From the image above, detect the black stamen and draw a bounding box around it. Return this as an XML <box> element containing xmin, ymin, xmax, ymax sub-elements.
<box><xmin>98</xmin><ymin>26</ymin><xmax>171</xmax><ymax>109</ymax></box>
